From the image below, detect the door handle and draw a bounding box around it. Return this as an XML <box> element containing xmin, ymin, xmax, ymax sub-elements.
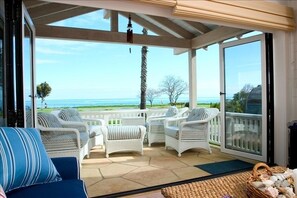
<box><xmin>220</xmin><ymin>92</ymin><xmax>225</xmax><ymax>95</ymax></box>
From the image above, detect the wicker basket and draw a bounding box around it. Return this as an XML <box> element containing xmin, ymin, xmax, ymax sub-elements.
<box><xmin>246</xmin><ymin>162</ymin><xmax>288</xmax><ymax>198</ymax></box>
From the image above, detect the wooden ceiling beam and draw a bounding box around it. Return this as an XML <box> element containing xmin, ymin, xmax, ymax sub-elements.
<box><xmin>33</xmin><ymin>7</ymin><xmax>99</xmax><ymax>24</ymax></box>
<box><xmin>149</xmin><ymin>15</ymin><xmax>195</xmax><ymax>39</ymax></box>
<box><xmin>28</xmin><ymin>3</ymin><xmax>80</xmax><ymax>19</ymax></box>
<box><xmin>23</xmin><ymin>0</ymin><xmax>50</xmax><ymax>9</ymax></box>
<box><xmin>185</xmin><ymin>21</ymin><xmax>211</xmax><ymax>34</ymax></box>
<box><xmin>174</xmin><ymin>26</ymin><xmax>250</xmax><ymax>55</ymax></box>
<box><xmin>191</xmin><ymin>26</ymin><xmax>251</xmax><ymax>49</ymax></box>
<box><xmin>35</xmin><ymin>25</ymin><xmax>191</xmax><ymax>48</ymax></box>
<box><xmin>120</xmin><ymin>12</ymin><xmax>171</xmax><ymax>36</ymax></box>
<box><xmin>110</xmin><ymin>11</ymin><xmax>119</xmax><ymax>32</ymax></box>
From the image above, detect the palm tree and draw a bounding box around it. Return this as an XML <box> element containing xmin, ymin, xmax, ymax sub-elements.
<box><xmin>140</xmin><ymin>28</ymin><xmax>148</xmax><ymax>109</ymax></box>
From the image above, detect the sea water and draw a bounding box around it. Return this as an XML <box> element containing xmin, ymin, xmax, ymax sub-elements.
<box><xmin>33</xmin><ymin>97</ymin><xmax>220</xmax><ymax>108</ymax></box>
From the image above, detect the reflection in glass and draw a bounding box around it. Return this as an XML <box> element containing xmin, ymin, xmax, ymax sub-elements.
<box><xmin>224</xmin><ymin>41</ymin><xmax>262</xmax><ymax>155</ymax></box>
<box><xmin>0</xmin><ymin>20</ymin><xmax>4</xmax><ymax>126</ymax></box>
<box><xmin>24</xmin><ymin>19</ymin><xmax>33</xmax><ymax>127</ymax></box>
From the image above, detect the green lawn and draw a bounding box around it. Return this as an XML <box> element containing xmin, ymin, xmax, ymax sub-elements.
<box><xmin>37</xmin><ymin>103</ymin><xmax>216</xmax><ymax>112</ymax></box>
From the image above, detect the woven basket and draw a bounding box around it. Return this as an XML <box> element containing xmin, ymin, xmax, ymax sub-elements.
<box><xmin>246</xmin><ymin>162</ymin><xmax>288</xmax><ymax>198</ymax></box>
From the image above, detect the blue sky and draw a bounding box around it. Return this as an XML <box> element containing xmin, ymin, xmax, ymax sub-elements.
<box><xmin>35</xmin><ymin>10</ymin><xmax>220</xmax><ymax>100</ymax></box>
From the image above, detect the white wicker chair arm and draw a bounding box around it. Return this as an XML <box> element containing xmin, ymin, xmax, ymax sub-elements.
<box><xmin>180</xmin><ymin>119</ymin><xmax>208</xmax><ymax>128</ymax></box>
<box><xmin>148</xmin><ymin>116</ymin><xmax>167</xmax><ymax>124</ymax></box>
<box><xmin>38</xmin><ymin>126</ymin><xmax>81</xmax><ymax>149</ymax></box>
<box><xmin>60</xmin><ymin>120</ymin><xmax>88</xmax><ymax>132</ymax></box>
<box><xmin>164</xmin><ymin>117</ymin><xmax>187</xmax><ymax>128</ymax></box>
<box><xmin>147</xmin><ymin>115</ymin><xmax>166</xmax><ymax>120</ymax></box>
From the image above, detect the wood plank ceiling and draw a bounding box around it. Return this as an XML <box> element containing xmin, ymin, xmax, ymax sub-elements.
<box><xmin>23</xmin><ymin>0</ymin><xmax>251</xmax><ymax>53</ymax></box>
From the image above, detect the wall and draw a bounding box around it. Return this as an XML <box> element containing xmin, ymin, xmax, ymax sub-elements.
<box><xmin>273</xmin><ymin>0</ymin><xmax>297</xmax><ymax>166</ymax></box>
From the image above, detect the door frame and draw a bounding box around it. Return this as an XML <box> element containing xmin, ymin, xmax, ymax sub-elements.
<box><xmin>22</xmin><ymin>3</ymin><xmax>36</xmax><ymax>127</ymax></box>
<box><xmin>219</xmin><ymin>34</ymin><xmax>268</xmax><ymax>162</ymax></box>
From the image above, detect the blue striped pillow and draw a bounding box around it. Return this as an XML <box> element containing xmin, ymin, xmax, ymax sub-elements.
<box><xmin>0</xmin><ymin>127</ymin><xmax>62</xmax><ymax>193</ymax></box>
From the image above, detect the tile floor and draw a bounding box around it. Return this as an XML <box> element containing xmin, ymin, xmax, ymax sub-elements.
<box><xmin>80</xmin><ymin>143</ymin><xmax>256</xmax><ymax>197</ymax></box>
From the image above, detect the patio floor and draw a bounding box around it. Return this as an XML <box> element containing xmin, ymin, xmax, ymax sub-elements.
<box><xmin>80</xmin><ymin>143</ymin><xmax>258</xmax><ymax>197</ymax></box>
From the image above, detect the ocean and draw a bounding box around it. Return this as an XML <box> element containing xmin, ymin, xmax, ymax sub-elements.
<box><xmin>34</xmin><ymin>97</ymin><xmax>220</xmax><ymax>108</ymax></box>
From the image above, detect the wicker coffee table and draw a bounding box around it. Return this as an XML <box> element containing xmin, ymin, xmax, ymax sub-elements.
<box><xmin>161</xmin><ymin>171</ymin><xmax>252</xmax><ymax>198</ymax></box>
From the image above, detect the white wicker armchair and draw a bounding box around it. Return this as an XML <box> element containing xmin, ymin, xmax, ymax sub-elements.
<box><xmin>52</xmin><ymin>108</ymin><xmax>105</xmax><ymax>149</ymax></box>
<box><xmin>37</xmin><ymin>112</ymin><xmax>90</xmax><ymax>163</ymax></box>
<box><xmin>147</xmin><ymin>106</ymin><xmax>188</xmax><ymax>146</ymax></box>
<box><xmin>164</xmin><ymin>108</ymin><xmax>219</xmax><ymax>157</ymax></box>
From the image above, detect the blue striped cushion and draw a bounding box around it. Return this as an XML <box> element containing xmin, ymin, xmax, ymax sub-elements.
<box><xmin>0</xmin><ymin>127</ymin><xmax>62</xmax><ymax>193</ymax></box>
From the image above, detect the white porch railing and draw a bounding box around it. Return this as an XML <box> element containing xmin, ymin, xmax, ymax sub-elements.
<box><xmin>80</xmin><ymin>109</ymin><xmax>262</xmax><ymax>154</ymax></box>
<box><xmin>225</xmin><ymin>112</ymin><xmax>262</xmax><ymax>155</ymax></box>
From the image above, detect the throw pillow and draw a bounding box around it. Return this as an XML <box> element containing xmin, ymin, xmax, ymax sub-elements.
<box><xmin>165</xmin><ymin>106</ymin><xmax>178</xmax><ymax>117</ymax></box>
<box><xmin>37</xmin><ymin>112</ymin><xmax>63</xmax><ymax>128</ymax></box>
<box><xmin>0</xmin><ymin>185</ymin><xmax>6</xmax><ymax>198</ymax></box>
<box><xmin>59</xmin><ymin>108</ymin><xmax>83</xmax><ymax>122</ymax></box>
<box><xmin>0</xmin><ymin>127</ymin><xmax>62</xmax><ymax>193</ymax></box>
<box><xmin>186</xmin><ymin>108</ymin><xmax>209</xmax><ymax>121</ymax></box>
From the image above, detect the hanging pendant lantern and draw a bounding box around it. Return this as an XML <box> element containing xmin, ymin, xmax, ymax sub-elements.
<box><xmin>127</xmin><ymin>14</ymin><xmax>133</xmax><ymax>43</ymax></box>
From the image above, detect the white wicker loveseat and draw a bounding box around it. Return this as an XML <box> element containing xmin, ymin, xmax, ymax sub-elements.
<box><xmin>164</xmin><ymin>108</ymin><xmax>219</xmax><ymax>157</ymax></box>
<box><xmin>101</xmin><ymin>125</ymin><xmax>146</xmax><ymax>157</ymax></box>
<box><xmin>37</xmin><ymin>112</ymin><xmax>90</xmax><ymax>163</ymax></box>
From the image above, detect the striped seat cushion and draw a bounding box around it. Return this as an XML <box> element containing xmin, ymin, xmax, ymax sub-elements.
<box><xmin>0</xmin><ymin>127</ymin><xmax>62</xmax><ymax>193</ymax></box>
<box><xmin>107</xmin><ymin>126</ymin><xmax>142</xmax><ymax>140</ymax></box>
<box><xmin>165</xmin><ymin>125</ymin><xmax>207</xmax><ymax>140</ymax></box>
<box><xmin>41</xmin><ymin>131</ymin><xmax>89</xmax><ymax>151</ymax></box>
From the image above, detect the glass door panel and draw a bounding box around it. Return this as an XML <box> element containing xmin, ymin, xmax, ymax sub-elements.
<box><xmin>23</xmin><ymin>5</ymin><xmax>36</xmax><ymax>127</ymax></box>
<box><xmin>0</xmin><ymin>19</ymin><xmax>4</xmax><ymax>126</ymax></box>
<box><xmin>220</xmin><ymin>35</ymin><xmax>267</xmax><ymax>161</ymax></box>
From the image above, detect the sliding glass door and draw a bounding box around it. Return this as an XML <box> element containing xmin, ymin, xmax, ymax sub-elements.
<box><xmin>4</xmin><ymin>1</ymin><xmax>36</xmax><ymax>127</ymax></box>
<box><xmin>220</xmin><ymin>34</ymin><xmax>267</xmax><ymax>161</ymax></box>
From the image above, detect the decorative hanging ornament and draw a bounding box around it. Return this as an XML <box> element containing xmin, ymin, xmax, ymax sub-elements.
<box><xmin>127</xmin><ymin>14</ymin><xmax>133</xmax><ymax>43</ymax></box>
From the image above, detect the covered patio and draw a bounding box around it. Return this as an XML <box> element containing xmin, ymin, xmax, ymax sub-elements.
<box><xmin>20</xmin><ymin>0</ymin><xmax>297</xmax><ymax>197</ymax></box>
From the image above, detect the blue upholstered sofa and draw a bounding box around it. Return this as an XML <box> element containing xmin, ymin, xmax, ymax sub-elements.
<box><xmin>6</xmin><ymin>157</ymin><xmax>88</xmax><ymax>198</ymax></box>
<box><xmin>0</xmin><ymin>127</ymin><xmax>88</xmax><ymax>198</ymax></box>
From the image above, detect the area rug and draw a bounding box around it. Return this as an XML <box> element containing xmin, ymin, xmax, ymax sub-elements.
<box><xmin>195</xmin><ymin>159</ymin><xmax>254</xmax><ymax>175</ymax></box>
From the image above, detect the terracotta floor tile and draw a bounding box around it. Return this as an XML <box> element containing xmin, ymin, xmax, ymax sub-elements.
<box><xmin>100</xmin><ymin>163</ymin><xmax>138</xmax><ymax>178</ymax></box>
<box><xmin>81</xmin><ymin>168</ymin><xmax>102</xmax><ymax>186</ymax></box>
<box><xmin>81</xmin><ymin>145</ymin><xmax>257</xmax><ymax>197</ymax></box>
<box><xmin>150</xmin><ymin>156</ymin><xmax>187</xmax><ymax>170</ymax></box>
<box><xmin>172</xmin><ymin>166</ymin><xmax>210</xmax><ymax>180</ymax></box>
<box><xmin>123</xmin><ymin>166</ymin><xmax>180</xmax><ymax>186</ymax></box>
<box><xmin>87</xmin><ymin>178</ymin><xmax>145</xmax><ymax>197</ymax></box>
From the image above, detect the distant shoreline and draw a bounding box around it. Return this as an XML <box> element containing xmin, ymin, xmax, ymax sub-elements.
<box><xmin>33</xmin><ymin>97</ymin><xmax>220</xmax><ymax>109</ymax></box>
<box><xmin>37</xmin><ymin>103</ymin><xmax>219</xmax><ymax>112</ymax></box>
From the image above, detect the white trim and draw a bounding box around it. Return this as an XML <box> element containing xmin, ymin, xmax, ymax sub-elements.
<box><xmin>219</xmin><ymin>34</ymin><xmax>267</xmax><ymax>162</ymax></box>
<box><xmin>188</xmin><ymin>49</ymin><xmax>197</xmax><ymax>109</ymax></box>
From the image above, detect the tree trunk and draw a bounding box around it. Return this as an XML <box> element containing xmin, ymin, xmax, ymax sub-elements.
<box><xmin>140</xmin><ymin>28</ymin><xmax>148</xmax><ymax>109</ymax></box>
